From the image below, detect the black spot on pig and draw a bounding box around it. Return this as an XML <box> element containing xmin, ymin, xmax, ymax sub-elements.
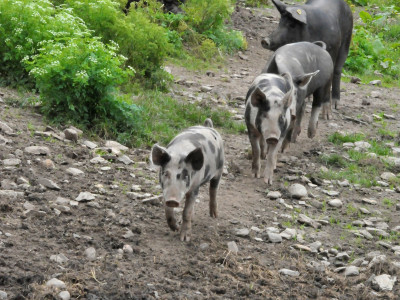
<box><xmin>204</xmin><ymin>164</ymin><xmax>210</xmax><ymax>179</ymax></box>
<box><xmin>216</xmin><ymin>147</ymin><xmax>224</xmax><ymax>169</ymax></box>
<box><xmin>208</xmin><ymin>141</ymin><xmax>216</xmax><ymax>153</ymax></box>
<box><xmin>210</xmin><ymin>177</ymin><xmax>221</xmax><ymax>189</ymax></box>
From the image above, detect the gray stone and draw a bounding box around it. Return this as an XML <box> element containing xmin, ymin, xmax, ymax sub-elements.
<box><xmin>199</xmin><ymin>243</ymin><xmax>209</xmax><ymax>251</ymax></box>
<box><xmin>266</xmin><ymin>232</ymin><xmax>282</xmax><ymax>243</ymax></box>
<box><xmin>90</xmin><ymin>156</ymin><xmax>107</xmax><ymax>164</ymax></box>
<box><xmin>385</xmin><ymin>157</ymin><xmax>400</xmax><ymax>166</ymax></box>
<box><xmin>66</xmin><ymin>168</ymin><xmax>84</xmax><ymax>176</ymax></box>
<box><xmin>267</xmin><ymin>191</ymin><xmax>281</xmax><ymax>199</ymax></box>
<box><xmin>371</xmin><ymin>274</ymin><xmax>396</xmax><ymax>291</ymax></box>
<box><xmin>24</xmin><ymin>146</ymin><xmax>50</xmax><ymax>155</ymax></box>
<box><xmin>82</xmin><ymin>140</ymin><xmax>98</xmax><ymax>149</ymax></box>
<box><xmin>64</xmin><ymin>128</ymin><xmax>78</xmax><ymax>142</ymax></box>
<box><xmin>359</xmin><ymin>230</ymin><xmax>374</xmax><ymax>240</ymax></box>
<box><xmin>23</xmin><ymin>201</ymin><xmax>36</xmax><ymax>211</ymax></box>
<box><xmin>200</xmin><ymin>86</ymin><xmax>213</xmax><ymax>92</ymax></box>
<box><xmin>292</xmin><ymin>244</ymin><xmax>312</xmax><ymax>252</ymax></box>
<box><xmin>308</xmin><ymin>241</ymin><xmax>322</xmax><ymax>253</ymax></box>
<box><xmin>76</xmin><ymin>192</ymin><xmax>95</xmax><ymax>202</ymax></box>
<box><xmin>85</xmin><ymin>247</ymin><xmax>97</xmax><ymax>261</ymax></box>
<box><xmin>328</xmin><ymin>199</ymin><xmax>343</xmax><ymax>208</ymax></box>
<box><xmin>50</xmin><ymin>253</ymin><xmax>69</xmax><ymax>264</ymax></box>
<box><xmin>46</xmin><ymin>278</ymin><xmax>66</xmax><ymax>289</ymax></box>
<box><xmin>58</xmin><ymin>291</ymin><xmax>71</xmax><ymax>300</ymax></box>
<box><xmin>381</xmin><ymin>172</ymin><xmax>396</xmax><ymax>181</ymax></box>
<box><xmin>142</xmin><ymin>195</ymin><xmax>162</xmax><ymax>206</ymax></box>
<box><xmin>377</xmin><ymin>180</ymin><xmax>389</xmax><ymax>187</ymax></box>
<box><xmin>105</xmin><ymin>140</ymin><xmax>128</xmax><ymax>152</ymax></box>
<box><xmin>279</xmin><ymin>269</ymin><xmax>300</xmax><ymax>277</ymax></box>
<box><xmin>322</xmin><ymin>189</ymin><xmax>340</xmax><ymax>197</ymax></box>
<box><xmin>2</xmin><ymin>158</ymin><xmax>21</xmax><ymax>166</ymax></box>
<box><xmin>123</xmin><ymin>244</ymin><xmax>133</xmax><ymax>253</ymax></box>
<box><xmin>0</xmin><ymin>190</ymin><xmax>24</xmax><ymax>198</ymax></box>
<box><xmin>288</xmin><ymin>183</ymin><xmax>307</xmax><ymax>199</ymax></box>
<box><xmin>359</xmin><ymin>207</ymin><xmax>371</xmax><ymax>214</ymax></box>
<box><xmin>38</xmin><ymin>178</ymin><xmax>61</xmax><ymax>190</ymax></box>
<box><xmin>366</xmin><ymin>227</ymin><xmax>389</xmax><ymax>238</ymax></box>
<box><xmin>1</xmin><ymin>179</ymin><xmax>17</xmax><ymax>190</ymax></box>
<box><xmin>227</xmin><ymin>241</ymin><xmax>239</xmax><ymax>254</ymax></box>
<box><xmin>369</xmin><ymin>80</ymin><xmax>382</xmax><ymax>86</ymax></box>
<box><xmin>298</xmin><ymin>214</ymin><xmax>321</xmax><ymax>229</ymax></box>
<box><xmin>280</xmin><ymin>228</ymin><xmax>297</xmax><ymax>240</ymax></box>
<box><xmin>338</xmin><ymin>179</ymin><xmax>350</xmax><ymax>187</ymax></box>
<box><xmin>354</xmin><ymin>141</ymin><xmax>371</xmax><ymax>150</ymax></box>
<box><xmin>0</xmin><ymin>121</ymin><xmax>13</xmax><ymax>134</ymax></box>
<box><xmin>235</xmin><ymin>228</ymin><xmax>250</xmax><ymax>237</ymax></box>
<box><xmin>336</xmin><ymin>252</ymin><xmax>350</xmax><ymax>261</ymax></box>
<box><xmin>118</xmin><ymin>155</ymin><xmax>133</xmax><ymax>165</ymax></box>
<box><xmin>371</xmin><ymin>91</ymin><xmax>382</xmax><ymax>98</ymax></box>
<box><xmin>362</xmin><ymin>198</ymin><xmax>377</xmax><ymax>205</ymax></box>
<box><xmin>0</xmin><ymin>291</ymin><xmax>7</xmax><ymax>300</ymax></box>
<box><xmin>342</xmin><ymin>142</ymin><xmax>355</xmax><ymax>148</ymax></box>
<box><xmin>344</xmin><ymin>266</ymin><xmax>360</xmax><ymax>277</ymax></box>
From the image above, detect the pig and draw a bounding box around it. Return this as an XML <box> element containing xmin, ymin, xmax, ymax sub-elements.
<box><xmin>261</xmin><ymin>0</ymin><xmax>353</xmax><ymax>109</ymax></box>
<box><xmin>245</xmin><ymin>73</ymin><xmax>295</xmax><ymax>184</ymax></box>
<box><xmin>151</xmin><ymin>119</ymin><xmax>224</xmax><ymax>241</ymax></box>
<box><xmin>262</xmin><ymin>41</ymin><xmax>333</xmax><ymax>150</ymax></box>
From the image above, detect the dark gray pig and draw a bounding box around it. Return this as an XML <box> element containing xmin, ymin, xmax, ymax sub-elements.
<box><xmin>261</xmin><ymin>0</ymin><xmax>353</xmax><ymax>109</ymax></box>
<box><xmin>245</xmin><ymin>73</ymin><xmax>294</xmax><ymax>184</ymax></box>
<box><xmin>263</xmin><ymin>41</ymin><xmax>333</xmax><ymax>149</ymax></box>
<box><xmin>151</xmin><ymin>119</ymin><xmax>224</xmax><ymax>241</ymax></box>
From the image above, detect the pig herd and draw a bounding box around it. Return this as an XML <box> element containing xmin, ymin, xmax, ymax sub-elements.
<box><xmin>151</xmin><ymin>0</ymin><xmax>354</xmax><ymax>241</ymax></box>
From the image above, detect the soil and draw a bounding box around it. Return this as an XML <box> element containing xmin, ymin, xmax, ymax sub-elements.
<box><xmin>1</xmin><ymin>3</ymin><xmax>400</xmax><ymax>300</ymax></box>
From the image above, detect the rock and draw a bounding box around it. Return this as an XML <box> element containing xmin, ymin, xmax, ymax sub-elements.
<box><xmin>322</xmin><ymin>190</ymin><xmax>340</xmax><ymax>197</ymax></box>
<box><xmin>336</xmin><ymin>252</ymin><xmax>350</xmax><ymax>261</ymax></box>
<box><xmin>292</xmin><ymin>244</ymin><xmax>312</xmax><ymax>252</ymax></box>
<box><xmin>90</xmin><ymin>156</ymin><xmax>107</xmax><ymax>164</ymax></box>
<box><xmin>0</xmin><ymin>190</ymin><xmax>24</xmax><ymax>198</ymax></box>
<box><xmin>82</xmin><ymin>140</ymin><xmax>98</xmax><ymax>149</ymax></box>
<box><xmin>369</xmin><ymin>80</ymin><xmax>382</xmax><ymax>86</ymax></box>
<box><xmin>200</xmin><ymin>86</ymin><xmax>213</xmax><ymax>92</ymax></box>
<box><xmin>123</xmin><ymin>244</ymin><xmax>133</xmax><ymax>253</ymax></box>
<box><xmin>23</xmin><ymin>201</ymin><xmax>36</xmax><ymax>211</ymax></box>
<box><xmin>1</xmin><ymin>179</ymin><xmax>17</xmax><ymax>190</ymax></box>
<box><xmin>370</xmin><ymin>91</ymin><xmax>382</xmax><ymax>98</ymax></box>
<box><xmin>343</xmin><ymin>142</ymin><xmax>355</xmax><ymax>148</ymax></box>
<box><xmin>2</xmin><ymin>158</ymin><xmax>21</xmax><ymax>167</ymax></box>
<box><xmin>227</xmin><ymin>241</ymin><xmax>239</xmax><ymax>254</ymax></box>
<box><xmin>46</xmin><ymin>278</ymin><xmax>66</xmax><ymax>289</ymax></box>
<box><xmin>280</xmin><ymin>228</ymin><xmax>296</xmax><ymax>240</ymax></box>
<box><xmin>66</xmin><ymin>168</ymin><xmax>84</xmax><ymax>176</ymax></box>
<box><xmin>328</xmin><ymin>199</ymin><xmax>343</xmax><ymax>208</ymax></box>
<box><xmin>338</xmin><ymin>179</ymin><xmax>350</xmax><ymax>187</ymax></box>
<box><xmin>117</xmin><ymin>155</ymin><xmax>133</xmax><ymax>165</ymax></box>
<box><xmin>371</xmin><ymin>274</ymin><xmax>396</xmax><ymax>291</ymax></box>
<box><xmin>105</xmin><ymin>140</ymin><xmax>128</xmax><ymax>152</ymax></box>
<box><xmin>235</xmin><ymin>228</ymin><xmax>250</xmax><ymax>237</ymax></box>
<box><xmin>350</xmin><ymin>76</ymin><xmax>361</xmax><ymax>84</ymax></box>
<box><xmin>308</xmin><ymin>241</ymin><xmax>322</xmax><ymax>253</ymax></box>
<box><xmin>199</xmin><ymin>243</ymin><xmax>209</xmax><ymax>251</ymax></box>
<box><xmin>298</xmin><ymin>214</ymin><xmax>321</xmax><ymax>229</ymax></box>
<box><xmin>381</xmin><ymin>172</ymin><xmax>396</xmax><ymax>181</ymax></box>
<box><xmin>64</xmin><ymin>128</ymin><xmax>78</xmax><ymax>142</ymax></box>
<box><xmin>354</xmin><ymin>141</ymin><xmax>371</xmax><ymax>150</ymax></box>
<box><xmin>288</xmin><ymin>184</ymin><xmax>307</xmax><ymax>199</ymax></box>
<box><xmin>40</xmin><ymin>159</ymin><xmax>55</xmax><ymax>169</ymax></box>
<box><xmin>266</xmin><ymin>232</ymin><xmax>282</xmax><ymax>243</ymax></box>
<box><xmin>38</xmin><ymin>178</ymin><xmax>61</xmax><ymax>190</ymax></box>
<box><xmin>0</xmin><ymin>121</ymin><xmax>13</xmax><ymax>134</ymax></box>
<box><xmin>344</xmin><ymin>266</ymin><xmax>359</xmax><ymax>277</ymax></box>
<box><xmin>50</xmin><ymin>253</ymin><xmax>69</xmax><ymax>264</ymax></box>
<box><xmin>267</xmin><ymin>191</ymin><xmax>281</xmax><ymax>199</ymax></box>
<box><xmin>76</xmin><ymin>192</ymin><xmax>95</xmax><ymax>202</ymax></box>
<box><xmin>359</xmin><ymin>230</ymin><xmax>374</xmax><ymax>240</ymax></box>
<box><xmin>279</xmin><ymin>269</ymin><xmax>300</xmax><ymax>277</ymax></box>
<box><xmin>385</xmin><ymin>157</ymin><xmax>400</xmax><ymax>166</ymax></box>
<box><xmin>366</xmin><ymin>227</ymin><xmax>389</xmax><ymax>238</ymax></box>
<box><xmin>142</xmin><ymin>195</ymin><xmax>163</xmax><ymax>206</ymax></box>
<box><xmin>0</xmin><ymin>291</ymin><xmax>7</xmax><ymax>300</ymax></box>
<box><xmin>362</xmin><ymin>198</ymin><xmax>377</xmax><ymax>205</ymax></box>
<box><xmin>24</xmin><ymin>146</ymin><xmax>50</xmax><ymax>155</ymax></box>
<box><xmin>122</xmin><ymin>229</ymin><xmax>135</xmax><ymax>239</ymax></box>
<box><xmin>85</xmin><ymin>247</ymin><xmax>97</xmax><ymax>261</ymax></box>
<box><xmin>359</xmin><ymin>207</ymin><xmax>371</xmax><ymax>214</ymax></box>
<box><xmin>58</xmin><ymin>291</ymin><xmax>71</xmax><ymax>300</ymax></box>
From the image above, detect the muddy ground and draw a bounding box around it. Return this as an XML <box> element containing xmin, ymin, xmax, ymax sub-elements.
<box><xmin>1</xmin><ymin>2</ymin><xmax>400</xmax><ymax>300</ymax></box>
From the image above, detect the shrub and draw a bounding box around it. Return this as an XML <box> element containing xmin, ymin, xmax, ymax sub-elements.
<box><xmin>25</xmin><ymin>36</ymin><xmax>134</xmax><ymax>127</ymax></box>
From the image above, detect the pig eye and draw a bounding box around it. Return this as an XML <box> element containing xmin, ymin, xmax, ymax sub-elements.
<box><xmin>162</xmin><ymin>170</ymin><xmax>170</xmax><ymax>178</ymax></box>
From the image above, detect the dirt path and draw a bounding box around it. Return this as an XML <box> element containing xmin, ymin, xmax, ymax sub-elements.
<box><xmin>1</xmin><ymin>3</ymin><xmax>400</xmax><ymax>300</ymax></box>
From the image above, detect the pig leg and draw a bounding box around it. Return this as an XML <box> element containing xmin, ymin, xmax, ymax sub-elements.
<box><xmin>263</xmin><ymin>142</ymin><xmax>279</xmax><ymax>185</ymax></box>
<box><xmin>321</xmin><ymin>82</ymin><xmax>333</xmax><ymax>120</ymax></box>
<box><xmin>209</xmin><ymin>174</ymin><xmax>222</xmax><ymax>218</ymax></box>
<box><xmin>180</xmin><ymin>188</ymin><xmax>199</xmax><ymax>242</ymax></box>
<box><xmin>291</xmin><ymin>100</ymin><xmax>306</xmax><ymax>143</ymax></box>
<box><xmin>260</xmin><ymin>136</ymin><xmax>268</xmax><ymax>159</ymax></box>
<box><xmin>165</xmin><ymin>206</ymin><xmax>179</xmax><ymax>232</ymax></box>
<box><xmin>248</xmin><ymin>127</ymin><xmax>262</xmax><ymax>178</ymax></box>
<box><xmin>308</xmin><ymin>105</ymin><xmax>322</xmax><ymax>139</ymax></box>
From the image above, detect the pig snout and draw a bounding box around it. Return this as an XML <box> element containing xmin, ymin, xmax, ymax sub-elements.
<box><xmin>165</xmin><ymin>198</ymin><xmax>180</xmax><ymax>208</ymax></box>
<box><xmin>261</xmin><ymin>38</ymin><xmax>271</xmax><ymax>49</ymax></box>
<box><xmin>266</xmin><ymin>137</ymin><xmax>279</xmax><ymax>145</ymax></box>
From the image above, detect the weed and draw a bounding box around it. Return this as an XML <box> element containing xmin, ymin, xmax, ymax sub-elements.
<box><xmin>328</xmin><ymin>132</ymin><xmax>365</xmax><ymax>145</ymax></box>
<box><xmin>383</xmin><ymin>198</ymin><xmax>395</xmax><ymax>208</ymax></box>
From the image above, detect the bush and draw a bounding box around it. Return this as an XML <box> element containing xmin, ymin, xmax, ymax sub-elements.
<box><xmin>25</xmin><ymin>36</ymin><xmax>134</xmax><ymax>126</ymax></box>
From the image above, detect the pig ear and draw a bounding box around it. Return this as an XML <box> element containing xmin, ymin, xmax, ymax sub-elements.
<box><xmin>250</xmin><ymin>87</ymin><xmax>267</xmax><ymax>108</ymax></box>
<box><xmin>286</xmin><ymin>7</ymin><xmax>307</xmax><ymax>24</ymax></box>
<box><xmin>151</xmin><ymin>144</ymin><xmax>171</xmax><ymax>167</ymax></box>
<box><xmin>185</xmin><ymin>148</ymin><xmax>204</xmax><ymax>171</ymax></box>
<box><xmin>295</xmin><ymin>70</ymin><xmax>319</xmax><ymax>88</ymax></box>
<box><xmin>281</xmin><ymin>73</ymin><xmax>294</xmax><ymax>108</ymax></box>
<box><xmin>272</xmin><ymin>0</ymin><xmax>287</xmax><ymax>14</ymax></box>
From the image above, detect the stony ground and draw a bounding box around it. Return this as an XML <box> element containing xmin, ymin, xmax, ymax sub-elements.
<box><xmin>1</xmin><ymin>3</ymin><xmax>400</xmax><ymax>300</ymax></box>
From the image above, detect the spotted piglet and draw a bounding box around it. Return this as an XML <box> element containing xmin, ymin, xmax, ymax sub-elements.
<box><xmin>151</xmin><ymin>119</ymin><xmax>224</xmax><ymax>241</ymax></box>
<box><xmin>245</xmin><ymin>73</ymin><xmax>294</xmax><ymax>185</ymax></box>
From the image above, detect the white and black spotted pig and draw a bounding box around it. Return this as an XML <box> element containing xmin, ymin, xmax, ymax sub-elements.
<box><xmin>151</xmin><ymin>119</ymin><xmax>224</xmax><ymax>241</ymax></box>
<box><xmin>245</xmin><ymin>73</ymin><xmax>294</xmax><ymax>185</ymax></box>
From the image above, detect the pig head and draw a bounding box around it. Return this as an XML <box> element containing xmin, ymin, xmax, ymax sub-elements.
<box><xmin>261</xmin><ymin>0</ymin><xmax>353</xmax><ymax>109</ymax></box>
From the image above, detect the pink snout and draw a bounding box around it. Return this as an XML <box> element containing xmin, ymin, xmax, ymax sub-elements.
<box><xmin>165</xmin><ymin>199</ymin><xmax>180</xmax><ymax>208</ymax></box>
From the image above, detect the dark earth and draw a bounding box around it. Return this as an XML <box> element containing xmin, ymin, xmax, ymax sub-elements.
<box><xmin>1</xmin><ymin>2</ymin><xmax>400</xmax><ymax>300</ymax></box>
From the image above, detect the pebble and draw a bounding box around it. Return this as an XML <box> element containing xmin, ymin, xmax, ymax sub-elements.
<box><xmin>0</xmin><ymin>190</ymin><xmax>24</xmax><ymax>198</ymax></box>
<box><xmin>280</xmin><ymin>228</ymin><xmax>296</xmax><ymax>240</ymax></box>
<box><xmin>199</xmin><ymin>243</ymin><xmax>209</xmax><ymax>251</ymax></box>
<box><xmin>117</xmin><ymin>155</ymin><xmax>133</xmax><ymax>165</ymax></box>
<box><xmin>354</xmin><ymin>141</ymin><xmax>371</xmax><ymax>150</ymax></box>
<box><xmin>359</xmin><ymin>230</ymin><xmax>374</xmax><ymax>240</ymax></box>
<box><xmin>235</xmin><ymin>228</ymin><xmax>250</xmax><ymax>237</ymax></box>
<box><xmin>105</xmin><ymin>140</ymin><xmax>128</xmax><ymax>152</ymax></box>
<box><xmin>292</xmin><ymin>244</ymin><xmax>312</xmax><ymax>252</ymax></box>
<box><xmin>322</xmin><ymin>190</ymin><xmax>340</xmax><ymax>197</ymax></box>
<box><xmin>344</xmin><ymin>266</ymin><xmax>360</xmax><ymax>277</ymax></box>
<box><xmin>123</xmin><ymin>244</ymin><xmax>133</xmax><ymax>253</ymax></box>
<box><xmin>371</xmin><ymin>274</ymin><xmax>396</xmax><ymax>291</ymax></box>
<box><xmin>0</xmin><ymin>291</ymin><xmax>7</xmax><ymax>300</ymax></box>
<box><xmin>370</xmin><ymin>91</ymin><xmax>382</xmax><ymax>98</ymax></box>
<box><xmin>267</xmin><ymin>191</ymin><xmax>281</xmax><ymax>199</ymax></box>
<box><xmin>2</xmin><ymin>158</ymin><xmax>21</xmax><ymax>166</ymax></box>
<box><xmin>82</xmin><ymin>140</ymin><xmax>97</xmax><ymax>149</ymax></box>
<box><xmin>50</xmin><ymin>253</ymin><xmax>69</xmax><ymax>264</ymax></box>
<box><xmin>90</xmin><ymin>156</ymin><xmax>107</xmax><ymax>164</ymax></box>
<box><xmin>369</xmin><ymin>80</ymin><xmax>382</xmax><ymax>86</ymax></box>
<box><xmin>227</xmin><ymin>241</ymin><xmax>239</xmax><ymax>254</ymax></box>
<box><xmin>0</xmin><ymin>121</ymin><xmax>13</xmax><ymax>134</ymax></box>
<box><xmin>58</xmin><ymin>291</ymin><xmax>71</xmax><ymax>300</ymax></box>
<box><xmin>66</xmin><ymin>168</ymin><xmax>84</xmax><ymax>176</ymax></box>
<box><xmin>76</xmin><ymin>192</ymin><xmax>95</xmax><ymax>202</ymax></box>
<box><xmin>38</xmin><ymin>178</ymin><xmax>61</xmax><ymax>190</ymax></box>
<box><xmin>362</xmin><ymin>198</ymin><xmax>377</xmax><ymax>205</ymax></box>
<box><xmin>266</xmin><ymin>232</ymin><xmax>282</xmax><ymax>243</ymax></box>
<box><xmin>64</xmin><ymin>128</ymin><xmax>78</xmax><ymax>142</ymax></box>
<box><xmin>200</xmin><ymin>86</ymin><xmax>213</xmax><ymax>92</ymax></box>
<box><xmin>46</xmin><ymin>278</ymin><xmax>66</xmax><ymax>289</ymax></box>
<box><xmin>24</xmin><ymin>146</ymin><xmax>50</xmax><ymax>155</ymax></box>
<box><xmin>288</xmin><ymin>183</ymin><xmax>307</xmax><ymax>199</ymax></box>
<box><xmin>359</xmin><ymin>208</ymin><xmax>371</xmax><ymax>214</ymax></box>
<box><xmin>381</xmin><ymin>172</ymin><xmax>396</xmax><ymax>180</ymax></box>
<box><xmin>85</xmin><ymin>247</ymin><xmax>97</xmax><ymax>261</ymax></box>
<box><xmin>279</xmin><ymin>269</ymin><xmax>300</xmax><ymax>277</ymax></box>
<box><xmin>40</xmin><ymin>159</ymin><xmax>55</xmax><ymax>169</ymax></box>
<box><xmin>328</xmin><ymin>199</ymin><xmax>343</xmax><ymax>208</ymax></box>
<box><xmin>298</xmin><ymin>214</ymin><xmax>321</xmax><ymax>229</ymax></box>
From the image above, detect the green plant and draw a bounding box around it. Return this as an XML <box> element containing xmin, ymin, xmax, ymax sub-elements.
<box><xmin>328</xmin><ymin>132</ymin><xmax>366</xmax><ymax>145</ymax></box>
<box><xmin>383</xmin><ymin>198</ymin><xmax>395</xmax><ymax>208</ymax></box>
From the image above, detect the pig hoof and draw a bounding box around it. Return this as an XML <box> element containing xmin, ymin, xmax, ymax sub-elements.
<box><xmin>308</xmin><ymin>128</ymin><xmax>316</xmax><ymax>139</ymax></box>
<box><xmin>168</xmin><ymin>223</ymin><xmax>180</xmax><ymax>232</ymax></box>
<box><xmin>180</xmin><ymin>230</ymin><xmax>191</xmax><ymax>242</ymax></box>
<box><xmin>264</xmin><ymin>177</ymin><xmax>272</xmax><ymax>185</ymax></box>
<box><xmin>210</xmin><ymin>208</ymin><xmax>218</xmax><ymax>218</ymax></box>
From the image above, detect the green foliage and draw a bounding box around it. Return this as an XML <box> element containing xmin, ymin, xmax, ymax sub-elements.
<box><xmin>25</xmin><ymin>36</ymin><xmax>135</xmax><ymax>129</ymax></box>
<box><xmin>245</xmin><ymin>0</ymin><xmax>270</xmax><ymax>7</ymax></box>
<box><xmin>345</xmin><ymin>5</ymin><xmax>400</xmax><ymax>82</ymax></box>
<box><xmin>328</xmin><ymin>132</ymin><xmax>365</xmax><ymax>144</ymax></box>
